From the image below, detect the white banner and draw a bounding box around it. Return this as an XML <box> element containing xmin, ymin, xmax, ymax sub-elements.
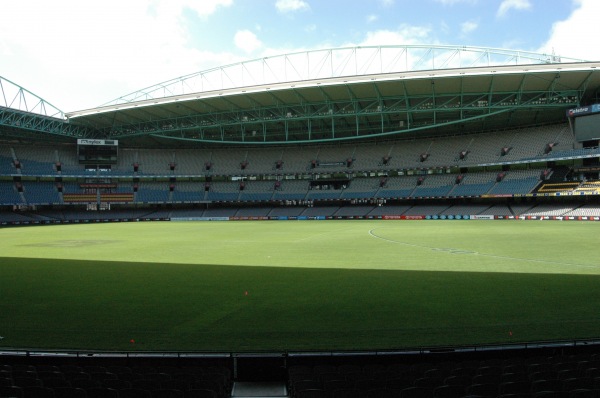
<box><xmin>470</xmin><ymin>215</ymin><xmax>494</xmax><ymax>220</ymax></box>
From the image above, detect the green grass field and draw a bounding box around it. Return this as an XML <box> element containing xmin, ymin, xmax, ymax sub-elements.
<box><xmin>0</xmin><ymin>220</ymin><xmax>599</xmax><ymax>352</ymax></box>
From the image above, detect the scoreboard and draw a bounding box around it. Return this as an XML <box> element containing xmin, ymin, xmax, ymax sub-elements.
<box><xmin>567</xmin><ymin>104</ymin><xmax>600</xmax><ymax>142</ymax></box>
<box><xmin>77</xmin><ymin>139</ymin><xmax>118</xmax><ymax>165</ymax></box>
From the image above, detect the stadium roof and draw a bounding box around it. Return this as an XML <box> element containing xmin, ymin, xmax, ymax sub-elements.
<box><xmin>2</xmin><ymin>45</ymin><xmax>600</xmax><ymax>146</ymax></box>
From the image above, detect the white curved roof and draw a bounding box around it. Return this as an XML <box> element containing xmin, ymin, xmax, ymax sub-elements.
<box><xmin>102</xmin><ymin>45</ymin><xmax>586</xmax><ymax>106</ymax></box>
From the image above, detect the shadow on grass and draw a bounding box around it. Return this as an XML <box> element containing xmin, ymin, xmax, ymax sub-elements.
<box><xmin>1</xmin><ymin>257</ymin><xmax>599</xmax><ymax>352</ymax></box>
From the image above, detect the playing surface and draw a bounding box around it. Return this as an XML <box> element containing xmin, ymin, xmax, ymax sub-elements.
<box><xmin>0</xmin><ymin>220</ymin><xmax>599</xmax><ymax>352</ymax></box>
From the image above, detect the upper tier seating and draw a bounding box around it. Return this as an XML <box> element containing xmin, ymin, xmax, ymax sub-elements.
<box><xmin>487</xmin><ymin>170</ymin><xmax>542</xmax><ymax>195</ymax></box>
<box><xmin>0</xmin><ymin>181</ymin><xmax>23</xmax><ymax>205</ymax></box>
<box><xmin>1</xmin><ymin>123</ymin><xmax>580</xmax><ymax>178</ymax></box>
<box><xmin>136</xmin><ymin>182</ymin><xmax>171</xmax><ymax>203</ymax></box>
<box><xmin>206</xmin><ymin>182</ymin><xmax>241</xmax><ymax>202</ymax></box>
<box><xmin>238</xmin><ymin>181</ymin><xmax>276</xmax><ymax>202</ymax></box>
<box><xmin>376</xmin><ymin>176</ymin><xmax>420</xmax><ymax>199</ymax></box>
<box><xmin>411</xmin><ymin>175</ymin><xmax>455</xmax><ymax>198</ymax></box>
<box><xmin>170</xmin><ymin>182</ymin><xmax>204</xmax><ymax>202</ymax></box>
<box><xmin>340</xmin><ymin>178</ymin><xmax>380</xmax><ymax>199</ymax></box>
<box><xmin>0</xmin><ymin>157</ymin><xmax>17</xmax><ymax>175</ymax></box>
<box><xmin>22</xmin><ymin>181</ymin><xmax>61</xmax><ymax>204</ymax></box>
<box><xmin>13</xmin><ymin>146</ymin><xmax>58</xmax><ymax>175</ymax></box>
<box><xmin>272</xmin><ymin>181</ymin><xmax>309</xmax><ymax>201</ymax></box>
<box><xmin>449</xmin><ymin>172</ymin><xmax>499</xmax><ymax>197</ymax></box>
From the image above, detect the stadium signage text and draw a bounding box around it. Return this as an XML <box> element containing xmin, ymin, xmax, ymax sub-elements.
<box><xmin>77</xmin><ymin>139</ymin><xmax>119</xmax><ymax>146</ymax></box>
<box><xmin>567</xmin><ymin>104</ymin><xmax>600</xmax><ymax>117</ymax></box>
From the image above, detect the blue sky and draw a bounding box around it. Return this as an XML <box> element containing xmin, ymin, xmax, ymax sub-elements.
<box><xmin>1</xmin><ymin>0</ymin><xmax>598</xmax><ymax>112</ymax></box>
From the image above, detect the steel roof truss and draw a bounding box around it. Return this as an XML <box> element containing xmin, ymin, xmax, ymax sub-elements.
<box><xmin>0</xmin><ymin>107</ymin><xmax>88</xmax><ymax>138</ymax></box>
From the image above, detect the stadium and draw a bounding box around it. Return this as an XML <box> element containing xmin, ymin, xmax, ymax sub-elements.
<box><xmin>2</xmin><ymin>45</ymin><xmax>600</xmax><ymax>398</ymax></box>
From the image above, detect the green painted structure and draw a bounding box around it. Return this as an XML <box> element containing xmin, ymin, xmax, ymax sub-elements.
<box><xmin>2</xmin><ymin>45</ymin><xmax>600</xmax><ymax>146</ymax></box>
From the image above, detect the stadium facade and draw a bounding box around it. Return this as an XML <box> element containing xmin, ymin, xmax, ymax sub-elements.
<box><xmin>1</xmin><ymin>45</ymin><xmax>600</xmax><ymax>223</ymax></box>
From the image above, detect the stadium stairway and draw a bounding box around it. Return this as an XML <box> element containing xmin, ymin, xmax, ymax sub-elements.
<box><xmin>231</xmin><ymin>381</ymin><xmax>288</xmax><ymax>397</ymax></box>
<box><xmin>231</xmin><ymin>357</ymin><xmax>289</xmax><ymax>397</ymax></box>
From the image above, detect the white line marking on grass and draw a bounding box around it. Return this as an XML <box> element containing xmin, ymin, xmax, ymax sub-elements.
<box><xmin>368</xmin><ymin>228</ymin><xmax>599</xmax><ymax>269</ymax></box>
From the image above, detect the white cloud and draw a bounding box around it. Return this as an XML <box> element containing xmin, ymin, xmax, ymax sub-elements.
<box><xmin>497</xmin><ymin>0</ymin><xmax>532</xmax><ymax>17</ymax></box>
<box><xmin>359</xmin><ymin>25</ymin><xmax>433</xmax><ymax>47</ymax></box>
<box><xmin>339</xmin><ymin>26</ymin><xmax>437</xmax><ymax>74</ymax></box>
<box><xmin>537</xmin><ymin>0</ymin><xmax>600</xmax><ymax>61</ymax></box>
<box><xmin>367</xmin><ymin>15</ymin><xmax>378</xmax><ymax>23</ymax></box>
<box><xmin>182</xmin><ymin>0</ymin><xmax>234</xmax><ymax>17</ymax></box>
<box><xmin>0</xmin><ymin>0</ymin><xmax>234</xmax><ymax>112</ymax></box>
<box><xmin>460</xmin><ymin>20</ymin><xmax>478</xmax><ymax>35</ymax></box>
<box><xmin>275</xmin><ymin>0</ymin><xmax>310</xmax><ymax>13</ymax></box>
<box><xmin>379</xmin><ymin>0</ymin><xmax>395</xmax><ymax>7</ymax></box>
<box><xmin>234</xmin><ymin>30</ymin><xmax>263</xmax><ymax>54</ymax></box>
